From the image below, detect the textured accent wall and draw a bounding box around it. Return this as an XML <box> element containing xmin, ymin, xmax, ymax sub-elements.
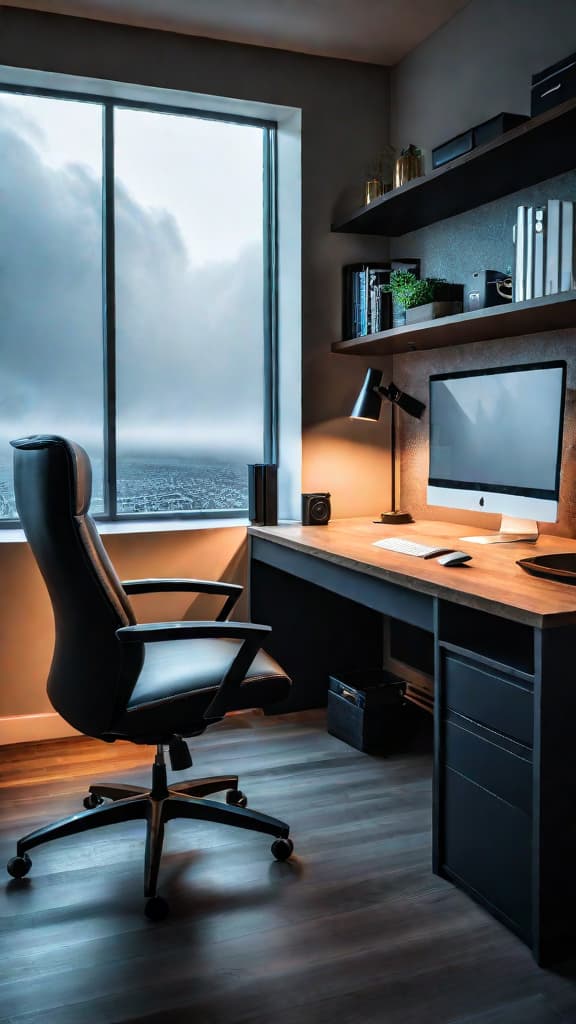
<box><xmin>390</xmin><ymin>0</ymin><xmax>576</xmax><ymax>536</ymax></box>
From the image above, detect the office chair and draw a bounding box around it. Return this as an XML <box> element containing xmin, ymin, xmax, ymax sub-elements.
<box><xmin>6</xmin><ymin>435</ymin><xmax>293</xmax><ymax>920</ymax></box>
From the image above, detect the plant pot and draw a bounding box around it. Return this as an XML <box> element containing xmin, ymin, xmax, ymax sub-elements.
<box><xmin>392</xmin><ymin>299</ymin><xmax>406</xmax><ymax>328</ymax></box>
<box><xmin>405</xmin><ymin>300</ymin><xmax>463</xmax><ymax>325</ymax></box>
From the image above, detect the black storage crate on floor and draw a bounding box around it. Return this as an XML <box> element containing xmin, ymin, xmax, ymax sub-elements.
<box><xmin>328</xmin><ymin>669</ymin><xmax>409</xmax><ymax>753</ymax></box>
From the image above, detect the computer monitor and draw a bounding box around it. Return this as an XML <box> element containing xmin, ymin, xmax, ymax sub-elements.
<box><xmin>427</xmin><ymin>360</ymin><xmax>566</xmax><ymax>543</ymax></box>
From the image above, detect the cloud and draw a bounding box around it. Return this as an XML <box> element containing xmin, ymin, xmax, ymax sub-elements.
<box><xmin>0</xmin><ymin>99</ymin><xmax>264</xmax><ymax>462</ymax></box>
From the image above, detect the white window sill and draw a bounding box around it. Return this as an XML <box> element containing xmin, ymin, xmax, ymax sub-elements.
<box><xmin>0</xmin><ymin>517</ymin><xmax>250</xmax><ymax>543</ymax></box>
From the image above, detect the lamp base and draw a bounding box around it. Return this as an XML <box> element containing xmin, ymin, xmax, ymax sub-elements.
<box><xmin>373</xmin><ymin>510</ymin><xmax>414</xmax><ymax>525</ymax></box>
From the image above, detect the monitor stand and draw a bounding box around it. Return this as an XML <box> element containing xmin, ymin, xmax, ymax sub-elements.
<box><xmin>461</xmin><ymin>515</ymin><xmax>539</xmax><ymax>545</ymax></box>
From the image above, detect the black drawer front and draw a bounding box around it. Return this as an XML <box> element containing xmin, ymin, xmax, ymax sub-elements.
<box><xmin>443</xmin><ymin>768</ymin><xmax>532</xmax><ymax>938</ymax></box>
<box><xmin>444</xmin><ymin>655</ymin><xmax>533</xmax><ymax>747</ymax></box>
<box><xmin>444</xmin><ymin>719</ymin><xmax>532</xmax><ymax>815</ymax></box>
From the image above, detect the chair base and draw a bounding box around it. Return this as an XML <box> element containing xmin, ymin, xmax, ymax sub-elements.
<box><xmin>7</xmin><ymin>753</ymin><xmax>292</xmax><ymax>917</ymax></box>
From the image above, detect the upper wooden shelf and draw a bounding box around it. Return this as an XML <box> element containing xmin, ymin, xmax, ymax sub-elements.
<box><xmin>332</xmin><ymin>98</ymin><xmax>576</xmax><ymax>237</ymax></box>
<box><xmin>332</xmin><ymin>290</ymin><xmax>576</xmax><ymax>356</ymax></box>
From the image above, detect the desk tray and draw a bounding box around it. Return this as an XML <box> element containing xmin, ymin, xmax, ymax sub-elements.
<box><xmin>517</xmin><ymin>552</ymin><xmax>576</xmax><ymax>584</ymax></box>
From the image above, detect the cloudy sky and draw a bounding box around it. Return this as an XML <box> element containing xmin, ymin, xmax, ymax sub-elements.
<box><xmin>0</xmin><ymin>91</ymin><xmax>266</xmax><ymax>492</ymax></box>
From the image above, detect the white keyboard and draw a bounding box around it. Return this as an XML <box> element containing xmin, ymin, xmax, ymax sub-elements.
<box><xmin>374</xmin><ymin>538</ymin><xmax>454</xmax><ymax>559</ymax></box>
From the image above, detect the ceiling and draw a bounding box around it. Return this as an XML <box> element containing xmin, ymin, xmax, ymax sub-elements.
<box><xmin>1</xmin><ymin>0</ymin><xmax>469</xmax><ymax>65</ymax></box>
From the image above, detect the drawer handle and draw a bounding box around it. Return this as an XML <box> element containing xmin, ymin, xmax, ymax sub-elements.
<box><xmin>340</xmin><ymin>688</ymin><xmax>358</xmax><ymax>704</ymax></box>
<box><xmin>541</xmin><ymin>82</ymin><xmax>562</xmax><ymax>98</ymax></box>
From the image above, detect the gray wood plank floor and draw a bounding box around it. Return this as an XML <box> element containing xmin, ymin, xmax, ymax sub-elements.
<box><xmin>1</xmin><ymin>710</ymin><xmax>575</xmax><ymax>1024</ymax></box>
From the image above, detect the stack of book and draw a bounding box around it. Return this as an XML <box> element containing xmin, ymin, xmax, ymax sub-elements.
<box><xmin>514</xmin><ymin>200</ymin><xmax>575</xmax><ymax>302</ymax></box>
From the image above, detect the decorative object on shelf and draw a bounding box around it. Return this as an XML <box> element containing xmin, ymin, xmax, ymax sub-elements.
<box><xmin>531</xmin><ymin>51</ymin><xmax>576</xmax><ymax>117</ymax></box>
<box><xmin>363</xmin><ymin>146</ymin><xmax>395</xmax><ymax>205</ymax></box>
<box><xmin>364</xmin><ymin>176</ymin><xmax>383</xmax><ymax>205</ymax></box>
<box><xmin>465</xmin><ymin>270</ymin><xmax>513</xmax><ymax>312</ymax></box>
<box><xmin>384</xmin><ymin>270</ymin><xmax>463</xmax><ymax>326</ymax></box>
<box><xmin>350</xmin><ymin>368</ymin><xmax>425</xmax><ymax>525</ymax></box>
<box><xmin>342</xmin><ymin>259</ymin><xmax>420</xmax><ymax>339</ymax></box>
<box><xmin>514</xmin><ymin>199</ymin><xmax>575</xmax><ymax>302</ymax></box>
<box><xmin>248</xmin><ymin>464</ymin><xmax>277</xmax><ymax>525</ymax></box>
<box><xmin>432</xmin><ymin>112</ymin><xmax>527</xmax><ymax>170</ymax></box>
<box><xmin>302</xmin><ymin>492</ymin><xmax>331</xmax><ymax>526</ymax></box>
<box><xmin>393</xmin><ymin>145</ymin><xmax>424</xmax><ymax>188</ymax></box>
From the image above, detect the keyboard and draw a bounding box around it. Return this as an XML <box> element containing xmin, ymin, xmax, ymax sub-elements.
<box><xmin>373</xmin><ymin>538</ymin><xmax>454</xmax><ymax>559</ymax></box>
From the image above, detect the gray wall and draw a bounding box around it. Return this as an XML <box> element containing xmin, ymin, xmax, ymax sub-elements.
<box><xmin>0</xmin><ymin>7</ymin><xmax>393</xmax><ymax>726</ymax></box>
<box><xmin>390</xmin><ymin>0</ymin><xmax>576</xmax><ymax>534</ymax></box>
<box><xmin>391</xmin><ymin>0</ymin><xmax>576</xmax><ymax>162</ymax></box>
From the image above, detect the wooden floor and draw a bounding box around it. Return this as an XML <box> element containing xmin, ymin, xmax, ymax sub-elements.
<box><xmin>1</xmin><ymin>711</ymin><xmax>576</xmax><ymax>1024</ymax></box>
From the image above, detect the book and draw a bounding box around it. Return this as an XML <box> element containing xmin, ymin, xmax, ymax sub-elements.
<box><xmin>533</xmin><ymin>207</ymin><xmax>546</xmax><ymax>298</ymax></box>
<box><xmin>513</xmin><ymin>206</ymin><xmax>527</xmax><ymax>301</ymax></box>
<box><xmin>545</xmin><ymin>199</ymin><xmax>561</xmax><ymax>295</ymax></box>
<box><xmin>560</xmin><ymin>200</ymin><xmax>575</xmax><ymax>292</ymax></box>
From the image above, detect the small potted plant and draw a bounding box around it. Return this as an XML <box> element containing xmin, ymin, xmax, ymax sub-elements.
<box><xmin>385</xmin><ymin>270</ymin><xmax>463</xmax><ymax>326</ymax></box>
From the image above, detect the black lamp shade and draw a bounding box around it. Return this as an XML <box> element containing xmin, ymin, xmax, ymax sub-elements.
<box><xmin>351</xmin><ymin>368</ymin><xmax>383</xmax><ymax>420</ymax></box>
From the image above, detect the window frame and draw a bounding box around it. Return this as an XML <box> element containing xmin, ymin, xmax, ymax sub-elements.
<box><xmin>0</xmin><ymin>82</ymin><xmax>278</xmax><ymax>525</ymax></box>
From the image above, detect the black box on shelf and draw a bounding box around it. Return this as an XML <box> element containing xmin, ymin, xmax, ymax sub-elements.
<box><xmin>473</xmin><ymin>112</ymin><xmax>528</xmax><ymax>147</ymax></box>
<box><xmin>432</xmin><ymin>129</ymin><xmax>473</xmax><ymax>169</ymax></box>
<box><xmin>432</xmin><ymin>113</ymin><xmax>528</xmax><ymax>170</ymax></box>
<box><xmin>327</xmin><ymin>669</ymin><xmax>410</xmax><ymax>753</ymax></box>
<box><xmin>531</xmin><ymin>51</ymin><xmax>576</xmax><ymax>117</ymax></box>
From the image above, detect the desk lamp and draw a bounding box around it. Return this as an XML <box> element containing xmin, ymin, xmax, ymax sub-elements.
<box><xmin>351</xmin><ymin>367</ymin><xmax>425</xmax><ymax>524</ymax></box>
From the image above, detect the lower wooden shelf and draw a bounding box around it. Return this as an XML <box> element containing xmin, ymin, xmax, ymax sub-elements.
<box><xmin>332</xmin><ymin>290</ymin><xmax>576</xmax><ymax>356</ymax></box>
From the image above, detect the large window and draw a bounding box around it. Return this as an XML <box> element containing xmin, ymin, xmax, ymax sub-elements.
<box><xmin>0</xmin><ymin>87</ymin><xmax>276</xmax><ymax>521</ymax></box>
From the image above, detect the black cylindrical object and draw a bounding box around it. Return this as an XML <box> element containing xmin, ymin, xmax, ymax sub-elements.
<box><xmin>248</xmin><ymin>464</ymin><xmax>277</xmax><ymax>525</ymax></box>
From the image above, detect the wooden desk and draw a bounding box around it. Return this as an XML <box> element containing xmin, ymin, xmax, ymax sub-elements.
<box><xmin>248</xmin><ymin>518</ymin><xmax>576</xmax><ymax>965</ymax></box>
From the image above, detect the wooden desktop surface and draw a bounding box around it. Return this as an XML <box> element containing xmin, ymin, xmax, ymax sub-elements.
<box><xmin>248</xmin><ymin>518</ymin><xmax>576</xmax><ymax>628</ymax></box>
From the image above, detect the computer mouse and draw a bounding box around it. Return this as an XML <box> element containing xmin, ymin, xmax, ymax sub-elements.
<box><xmin>437</xmin><ymin>551</ymin><xmax>472</xmax><ymax>567</ymax></box>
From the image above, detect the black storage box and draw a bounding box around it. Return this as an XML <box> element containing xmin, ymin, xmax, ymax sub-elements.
<box><xmin>432</xmin><ymin>129</ymin><xmax>473</xmax><ymax>169</ymax></box>
<box><xmin>432</xmin><ymin>113</ymin><xmax>527</xmax><ymax>170</ymax></box>
<box><xmin>532</xmin><ymin>51</ymin><xmax>576</xmax><ymax>117</ymax></box>
<box><xmin>473</xmin><ymin>112</ymin><xmax>528</xmax><ymax>147</ymax></box>
<box><xmin>327</xmin><ymin>669</ymin><xmax>408</xmax><ymax>753</ymax></box>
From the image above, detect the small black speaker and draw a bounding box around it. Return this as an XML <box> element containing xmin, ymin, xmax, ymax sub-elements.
<box><xmin>302</xmin><ymin>492</ymin><xmax>331</xmax><ymax>526</ymax></box>
<box><xmin>248</xmin><ymin>464</ymin><xmax>277</xmax><ymax>525</ymax></box>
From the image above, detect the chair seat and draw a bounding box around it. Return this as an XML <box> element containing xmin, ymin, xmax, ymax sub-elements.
<box><xmin>112</xmin><ymin>639</ymin><xmax>291</xmax><ymax>738</ymax></box>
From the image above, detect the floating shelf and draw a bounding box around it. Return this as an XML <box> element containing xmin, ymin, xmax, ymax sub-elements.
<box><xmin>332</xmin><ymin>98</ymin><xmax>576</xmax><ymax>237</ymax></box>
<box><xmin>332</xmin><ymin>291</ymin><xmax>576</xmax><ymax>356</ymax></box>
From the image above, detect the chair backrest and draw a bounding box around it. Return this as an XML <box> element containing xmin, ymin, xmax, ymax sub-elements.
<box><xmin>11</xmin><ymin>435</ymin><xmax>140</xmax><ymax>737</ymax></box>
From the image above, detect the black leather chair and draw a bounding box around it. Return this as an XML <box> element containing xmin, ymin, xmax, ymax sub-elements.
<box><xmin>6</xmin><ymin>436</ymin><xmax>293</xmax><ymax>919</ymax></box>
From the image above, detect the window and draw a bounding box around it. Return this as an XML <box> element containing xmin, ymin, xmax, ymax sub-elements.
<box><xmin>0</xmin><ymin>87</ymin><xmax>276</xmax><ymax>521</ymax></box>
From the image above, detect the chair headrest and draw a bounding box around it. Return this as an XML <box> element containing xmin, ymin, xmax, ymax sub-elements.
<box><xmin>11</xmin><ymin>435</ymin><xmax>93</xmax><ymax>516</ymax></box>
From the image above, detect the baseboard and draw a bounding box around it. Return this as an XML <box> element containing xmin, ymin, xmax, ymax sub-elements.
<box><xmin>0</xmin><ymin>713</ymin><xmax>79</xmax><ymax>746</ymax></box>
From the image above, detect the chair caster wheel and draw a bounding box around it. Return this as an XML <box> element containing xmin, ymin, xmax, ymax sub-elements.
<box><xmin>226</xmin><ymin>789</ymin><xmax>247</xmax><ymax>808</ymax></box>
<box><xmin>271</xmin><ymin>838</ymin><xmax>293</xmax><ymax>862</ymax></box>
<box><xmin>83</xmin><ymin>793</ymin><xmax>104</xmax><ymax>810</ymax></box>
<box><xmin>145</xmin><ymin>896</ymin><xmax>169</xmax><ymax>921</ymax></box>
<box><xmin>7</xmin><ymin>853</ymin><xmax>32</xmax><ymax>879</ymax></box>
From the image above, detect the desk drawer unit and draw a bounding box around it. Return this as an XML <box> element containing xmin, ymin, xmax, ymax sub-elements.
<box><xmin>437</xmin><ymin>648</ymin><xmax>535</xmax><ymax>943</ymax></box>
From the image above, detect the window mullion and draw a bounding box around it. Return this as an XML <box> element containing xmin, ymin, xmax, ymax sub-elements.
<box><xmin>102</xmin><ymin>103</ymin><xmax>117</xmax><ymax>518</ymax></box>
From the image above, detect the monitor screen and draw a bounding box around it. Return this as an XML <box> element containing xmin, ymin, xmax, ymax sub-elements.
<box><xmin>428</xmin><ymin>361</ymin><xmax>566</xmax><ymax>502</ymax></box>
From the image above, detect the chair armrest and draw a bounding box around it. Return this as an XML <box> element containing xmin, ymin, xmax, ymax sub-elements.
<box><xmin>116</xmin><ymin>620</ymin><xmax>272</xmax><ymax>722</ymax></box>
<box><xmin>121</xmin><ymin>579</ymin><xmax>243</xmax><ymax>620</ymax></box>
<box><xmin>116</xmin><ymin>621</ymin><xmax>270</xmax><ymax>644</ymax></box>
